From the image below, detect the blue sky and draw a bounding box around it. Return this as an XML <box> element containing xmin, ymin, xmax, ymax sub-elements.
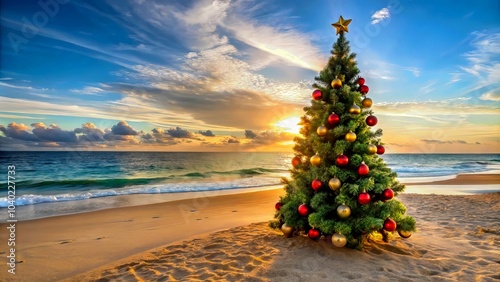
<box><xmin>0</xmin><ymin>0</ymin><xmax>499</xmax><ymax>152</ymax></box>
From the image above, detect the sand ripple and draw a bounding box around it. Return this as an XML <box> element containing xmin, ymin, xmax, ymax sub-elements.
<box><xmin>76</xmin><ymin>193</ymin><xmax>500</xmax><ymax>282</ymax></box>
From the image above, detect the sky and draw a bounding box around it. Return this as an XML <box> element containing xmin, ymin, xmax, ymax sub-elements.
<box><xmin>0</xmin><ymin>0</ymin><xmax>499</xmax><ymax>153</ymax></box>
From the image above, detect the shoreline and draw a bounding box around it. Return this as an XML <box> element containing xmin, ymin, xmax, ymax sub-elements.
<box><xmin>0</xmin><ymin>172</ymin><xmax>500</xmax><ymax>281</ymax></box>
<box><xmin>0</xmin><ymin>173</ymin><xmax>498</xmax><ymax>281</ymax></box>
<box><xmin>4</xmin><ymin>172</ymin><xmax>500</xmax><ymax>222</ymax></box>
<box><xmin>404</xmin><ymin>173</ymin><xmax>500</xmax><ymax>185</ymax></box>
<box><xmin>0</xmin><ymin>188</ymin><xmax>286</xmax><ymax>281</ymax></box>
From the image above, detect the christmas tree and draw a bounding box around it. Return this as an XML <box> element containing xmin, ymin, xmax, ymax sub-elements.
<box><xmin>271</xmin><ymin>16</ymin><xmax>416</xmax><ymax>249</ymax></box>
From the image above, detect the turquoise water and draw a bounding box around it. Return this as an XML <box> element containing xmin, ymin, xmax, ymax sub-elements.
<box><xmin>0</xmin><ymin>152</ymin><xmax>499</xmax><ymax>209</ymax></box>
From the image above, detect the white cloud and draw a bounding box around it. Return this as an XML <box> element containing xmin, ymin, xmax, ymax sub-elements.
<box><xmin>0</xmin><ymin>81</ymin><xmax>34</xmax><ymax>90</ymax></box>
<box><xmin>0</xmin><ymin>114</ymin><xmax>42</xmax><ymax>119</ymax></box>
<box><xmin>221</xmin><ymin>16</ymin><xmax>324</xmax><ymax>71</ymax></box>
<box><xmin>461</xmin><ymin>31</ymin><xmax>500</xmax><ymax>83</ymax></box>
<box><xmin>419</xmin><ymin>81</ymin><xmax>437</xmax><ymax>94</ymax></box>
<box><xmin>457</xmin><ymin>30</ymin><xmax>500</xmax><ymax>100</ymax></box>
<box><xmin>375</xmin><ymin>98</ymin><xmax>499</xmax><ymax>119</ymax></box>
<box><xmin>371</xmin><ymin>8</ymin><xmax>390</xmax><ymax>25</ymax></box>
<box><xmin>109</xmin><ymin>0</ymin><xmax>323</xmax><ymax>71</ymax></box>
<box><xmin>405</xmin><ymin>67</ymin><xmax>421</xmax><ymax>77</ymax></box>
<box><xmin>360</xmin><ymin>57</ymin><xmax>396</xmax><ymax>81</ymax></box>
<box><xmin>445</xmin><ymin>73</ymin><xmax>462</xmax><ymax>85</ymax></box>
<box><xmin>480</xmin><ymin>88</ymin><xmax>500</xmax><ymax>101</ymax></box>
<box><xmin>70</xmin><ymin>86</ymin><xmax>105</xmax><ymax>95</ymax></box>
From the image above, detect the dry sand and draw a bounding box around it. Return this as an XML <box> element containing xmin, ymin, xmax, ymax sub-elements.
<box><xmin>0</xmin><ymin>174</ymin><xmax>498</xmax><ymax>281</ymax></box>
<box><xmin>69</xmin><ymin>193</ymin><xmax>500</xmax><ymax>282</ymax></box>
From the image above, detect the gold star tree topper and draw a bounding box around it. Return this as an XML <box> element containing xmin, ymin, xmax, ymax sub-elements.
<box><xmin>331</xmin><ymin>16</ymin><xmax>352</xmax><ymax>35</ymax></box>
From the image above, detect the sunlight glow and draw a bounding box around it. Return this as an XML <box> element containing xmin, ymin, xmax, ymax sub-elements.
<box><xmin>274</xmin><ymin>117</ymin><xmax>301</xmax><ymax>134</ymax></box>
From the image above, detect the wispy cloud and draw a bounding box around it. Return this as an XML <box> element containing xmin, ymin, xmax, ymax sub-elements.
<box><xmin>460</xmin><ymin>31</ymin><xmax>500</xmax><ymax>83</ymax></box>
<box><xmin>419</xmin><ymin>81</ymin><xmax>437</xmax><ymax>94</ymax></box>
<box><xmin>404</xmin><ymin>67</ymin><xmax>421</xmax><ymax>77</ymax></box>
<box><xmin>70</xmin><ymin>86</ymin><xmax>105</xmax><ymax>95</ymax></box>
<box><xmin>480</xmin><ymin>88</ymin><xmax>500</xmax><ymax>101</ymax></box>
<box><xmin>108</xmin><ymin>0</ymin><xmax>323</xmax><ymax>71</ymax></box>
<box><xmin>0</xmin><ymin>114</ymin><xmax>43</xmax><ymax>119</ymax></box>
<box><xmin>0</xmin><ymin>81</ymin><xmax>33</xmax><ymax>91</ymax></box>
<box><xmin>371</xmin><ymin>8</ymin><xmax>390</xmax><ymax>25</ymax></box>
<box><xmin>421</xmin><ymin>139</ymin><xmax>477</xmax><ymax>145</ymax></box>
<box><xmin>445</xmin><ymin>73</ymin><xmax>462</xmax><ymax>85</ymax></box>
<box><xmin>375</xmin><ymin>97</ymin><xmax>500</xmax><ymax>118</ymax></box>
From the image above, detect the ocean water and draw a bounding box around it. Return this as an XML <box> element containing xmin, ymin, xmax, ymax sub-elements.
<box><xmin>0</xmin><ymin>152</ymin><xmax>499</xmax><ymax>219</ymax></box>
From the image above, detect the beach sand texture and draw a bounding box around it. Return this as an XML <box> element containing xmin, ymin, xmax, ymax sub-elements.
<box><xmin>0</xmin><ymin>174</ymin><xmax>498</xmax><ymax>281</ymax></box>
<box><xmin>70</xmin><ymin>193</ymin><xmax>500</xmax><ymax>282</ymax></box>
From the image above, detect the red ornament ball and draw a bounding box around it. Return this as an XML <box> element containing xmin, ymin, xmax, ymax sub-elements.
<box><xmin>335</xmin><ymin>154</ymin><xmax>349</xmax><ymax>166</ymax></box>
<box><xmin>312</xmin><ymin>89</ymin><xmax>322</xmax><ymax>100</ymax></box>
<box><xmin>298</xmin><ymin>204</ymin><xmax>310</xmax><ymax>217</ymax></box>
<box><xmin>383</xmin><ymin>188</ymin><xmax>394</xmax><ymax>201</ymax></box>
<box><xmin>291</xmin><ymin>156</ymin><xmax>301</xmax><ymax>168</ymax></box>
<box><xmin>358</xmin><ymin>77</ymin><xmax>365</xmax><ymax>85</ymax></box>
<box><xmin>358</xmin><ymin>162</ymin><xmax>369</xmax><ymax>176</ymax></box>
<box><xmin>327</xmin><ymin>113</ymin><xmax>340</xmax><ymax>125</ymax></box>
<box><xmin>311</xmin><ymin>179</ymin><xmax>322</xmax><ymax>191</ymax></box>
<box><xmin>366</xmin><ymin>115</ymin><xmax>378</xmax><ymax>126</ymax></box>
<box><xmin>384</xmin><ymin>218</ymin><xmax>397</xmax><ymax>232</ymax></box>
<box><xmin>275</xmin><ymin>202</ymin><xmax>283</xmax><ymax>211</ymax></box>
<box><xmin>308</xmin><ymin>228</ymin><xmax>321</xmax><ymax>240</ymax></box>
<box><xmin>377</xmin><ymin>145</ymin><xmax>385</xmax><ymax>155</ymax></box>
<box><xmin>358</xmin><ymin>192</ymin><xmax>371</xmax><ymax>205</ymax></box>
<box><xmin>360</xmin><ymin>85</ymin><xmax>369</xmax><ymax>94</ymax></box>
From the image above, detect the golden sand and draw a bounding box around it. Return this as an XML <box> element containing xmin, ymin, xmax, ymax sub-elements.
<box><xmin>0</xmin><ymin>174</ymin><xmax>498</xmax><ymax>281</ymax></box>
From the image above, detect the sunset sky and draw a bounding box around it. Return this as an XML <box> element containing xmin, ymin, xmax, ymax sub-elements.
<box><xmin>1</xmin><ymin>0</ymin><xmax>499</xmax><ymax>153</ymax></box>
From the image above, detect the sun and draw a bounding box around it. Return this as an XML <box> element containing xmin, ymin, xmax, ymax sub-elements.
<box><xmin>274</xmin><ymin>117</ymin><xmax>301</xmax><ymax>134</ymax></box>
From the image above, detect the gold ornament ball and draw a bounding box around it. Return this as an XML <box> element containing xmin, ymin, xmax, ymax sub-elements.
<box><xmin>331</xmin><ymin>78</ymin><xmax>342</xmax><ymax>89</ymax></box>
<box><xmin>362</xmin><ymin>97</ymin><xmax>373</xmax><ymax>108</ymax></box>
<box><xmin>345</xmin><ymin>130</ymin><xmax>357</xmax><ymax>142</ymax></box>
<box><xmin>331</xmin><ymin>233</ymin><xmax>347</xmax><ymax>247</ymax></box>
<box><xmin>367</xmin><ymin>144</ymin><xmax>377</xmax><ymax>155</ymax></box>
<box><xmin>328</xmin><ymin>178</ymin><xmax>341</xmax><ymax>190</ymax></box>
<box><xmin>310</xmin><ymin>154</ymin><xmax>321</xmax><ymax>166</ymax></box>
<box><xmin>349</xmin><ymin>104</ymin><xmax>361</xmax><ymax>114</ymax></box>
<box><xmin>281</xmin><ymin>223</ymin><xmax>295</xmax><ymax>238</ymax></box>
<box><xmin>317</xmin><ymin>126</ymin><xmax>328</xmax><ymax>136</ymax></box>
<box><xmin>398</xmin><ymin>230</ymin><xmax>412</xmax><ymax>239</ymax></box>
<box><xmin>337</xmin><ymin>204</ymin><xmax>351</xmax><ymax>219</ymax></box>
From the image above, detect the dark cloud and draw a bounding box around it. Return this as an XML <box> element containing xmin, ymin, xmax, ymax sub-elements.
<box><xmin>75</xmin><ymin>122</ymin><xmax>105</xmax><ymax>142</ymax></box>
<box><xmin>142</xmin><ymin>133</ymin><xmax>155</xmax><ymax>141</ymax></box>
<box><xmin>224</xmin><ymin>136</ymin><xmax>240</xmax><ymax>144</ymax></box>
<box><xmin>103</xmin><ymin>129</ymin><xmax>138</xmax><ymax>142</ymax></box>
<box><xmin>152</xmin><ymin>128</ymin><xmax>163</xmax><ymax>134</ymax></box>
<box><xmin>421</xmin><ymin>139</ymin><xmax>446</xmax><ymax>144</ymax></box>
<box><xmin>139</xmin><ymin>128</ymin><xmax>180</xmax><ymax>145</ymax></box>
<box><xmin>199</xmin><ymin>130</ymin><xmax>215</xmax><ymax>137</ymax></box>
<box><xmin>31</xmin><ymin>122</ymin><xmax>78</xmax><ymax>142</ymax></box>
<box><xmin>1</xmin><ymin>120</ymin><xmax>293</xmax><ymax>150</ymax></box>
<box><xmin>0</xmin><ymin>122</ymin><xmax>40</xmax><ymax>141</ymax></box>
<box><xmin>245</xmin><ymin>129</ymin><xmax>257</xmax><ymax>139</ymax></box>
<box><xmin>167</xmin><ymin>127</ymin><xmax>192</xmax><ymax>138</ymax></box>
<box><xmin>111</xmin><ymin>121</ymin><xmax>139</xmax><ymax>136</ymax></box>
<box><xmin>250</xmin><ymin>130</ymin><xmax>294</xmax><ymax>144</ymax></box>
<box><xmin>421</xmin><ymin>139</ymin><xmax>473</xmax><ymax>144</ymax></box>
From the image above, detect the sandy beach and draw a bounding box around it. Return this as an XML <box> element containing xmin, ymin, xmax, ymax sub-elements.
<box><xmin>1</xmin><ymin>173</ymin><xmax>499</xmax><ymax>281</ymax></box>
